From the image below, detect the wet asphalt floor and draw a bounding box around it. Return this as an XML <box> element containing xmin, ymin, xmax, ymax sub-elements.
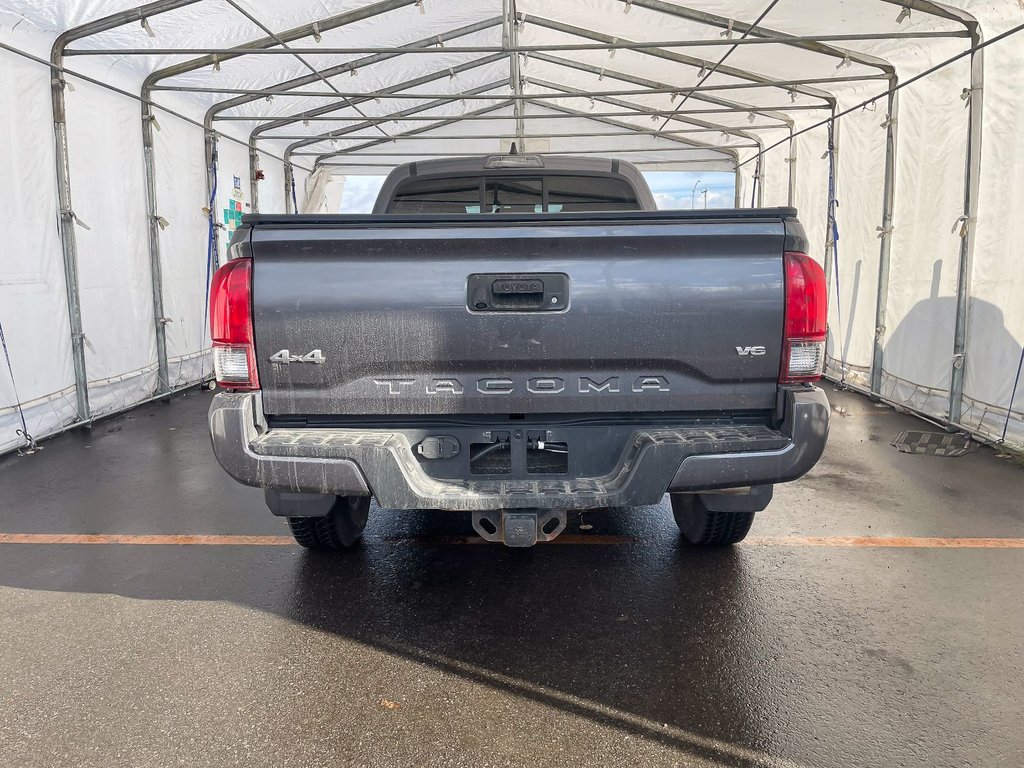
<box><xmin>0</xmin><ymin>387</ymin><xmax>1022</xmax><ymax>767</ymax></box>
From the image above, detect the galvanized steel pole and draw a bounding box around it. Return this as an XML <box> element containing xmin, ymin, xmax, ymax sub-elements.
<box><xmin>503</xmin><ymin>1</ymin><xmax>524</xmax><ymax>148</ymax></box>
<box><xmin>284</xmin><ymin>163</ymin><xmax>294</xmax><ymax>214</ymax></box>
<box><xmin>249</xmin><ymin>145</ymin><xmax>260</xmax><ymax>213</ymax></box>
<box><xmin>63</xmin><ymin>30</ymin><xmax>967</xmax><ymax>56</ymax></box>
<box><xmin>140</xmin><ymin>102</ymin><xmax>171</xmax><ymax>397</ymax></box>
<box><xmin>49</xmin><ymin>57</ymin><xmax>91</xmax><ymax>423</ymax></box>
<box><xmin>948</xmin><ymin>41</ymin><xmax>985</xmax><ymax>425</ymax></box>
<box><xmin>823</xmin><ymin>115</ymin><xmax>840</xmax><ymax>294</ymax></box>
<box><xmin>787</xmin><ymin>130</ymin><xmax>797</xmax><ymax>207</ymax></box>
<box><xmin>870</xmin><ymin>84</ymin><xmax>899</xmax><ymax>398</ymax></box>
<box><xmin>204</xmin><ymin>130</ymin><xmax>221</xmax><ymax>269</ymax></box>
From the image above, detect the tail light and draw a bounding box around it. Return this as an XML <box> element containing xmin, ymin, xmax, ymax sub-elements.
<box><xmin>780</xmin><ymin>251</ymin><xmax>827</xmax><ymax>383</ymax></box>
<box><xmin>209</xmin><ymin>257</ymin><xmax>259</xmax><ymax>390</ymax></box>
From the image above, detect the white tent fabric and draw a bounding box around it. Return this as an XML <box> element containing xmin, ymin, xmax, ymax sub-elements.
<box><xmin>1</xmin><ymin>0</ymin><xmax>1023</xmax><ymax>455</ymax></box>
<box><xmin>301</xmin><ymin>167</ymin><xmax>345</xmax><ymax>214</ymax></box>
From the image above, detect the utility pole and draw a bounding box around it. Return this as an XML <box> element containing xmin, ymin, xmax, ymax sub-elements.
<box><xmin>702</xmin><ymin>188</ymin><xmax>708</xmax><ymax>209</ymax></box>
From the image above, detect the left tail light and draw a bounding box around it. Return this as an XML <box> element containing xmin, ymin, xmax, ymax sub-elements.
<box><xmin>209</xmin><ymin>257</ymin><xmax>259</xmax><ymax>390</ymax></box>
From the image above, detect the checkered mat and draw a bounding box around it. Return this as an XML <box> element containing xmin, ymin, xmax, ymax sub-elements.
<box><xmin>891</xmin><ymin>430</ymin><xmax>978</xmax><ymax>457</ymax></box>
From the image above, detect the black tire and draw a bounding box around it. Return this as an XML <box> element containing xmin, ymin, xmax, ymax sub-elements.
<box><xmin>288</xmin><ymin>495</ymin><xmax>370</xmax><ymax>550</ymax></box>
<box><xmin>670</xmin><ymin>493</ymin><xmax>755</xmax><ymax>546</ymax></box>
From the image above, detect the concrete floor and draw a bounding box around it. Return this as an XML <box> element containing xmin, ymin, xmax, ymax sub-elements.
<box><xmin>0</xmin><ymin>387</ymin><xmax>1022</xmax><ymax>768</ymax></box>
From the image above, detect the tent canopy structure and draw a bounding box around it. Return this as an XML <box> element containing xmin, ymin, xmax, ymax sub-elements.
<box><xmin>1</xmin><ymin>0</ymin><xmax>1023</xmax><ymax>455</ymax></box>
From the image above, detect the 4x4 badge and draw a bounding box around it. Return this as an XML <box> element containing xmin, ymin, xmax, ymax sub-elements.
<box><xmin>270</xmin><ymin>349</ymin><xmax>325</xmax><ymax>364</ymax></box>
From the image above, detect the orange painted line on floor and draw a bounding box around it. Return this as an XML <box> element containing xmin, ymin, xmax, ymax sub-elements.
<box><xmin>0</xmin><ymin>533</ymin><xmax>294</xmax><ymax>546</ymax></box>
<box><xmin>745</xmin><ymin>535</ymin><xmax>1024</xmax><ymax>548</ymax></box>
<box><xmin>0</xmin><ymin>533</ymin><xmax>1021</xmax><ymax>548</ymax></box>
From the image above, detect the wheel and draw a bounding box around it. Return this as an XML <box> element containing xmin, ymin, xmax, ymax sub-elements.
<box><xmin>288</xmin><ymin>495</ymin><xmax>370</xmax><ymax>550</ymax></box>
<box><xmin>670</xmin><ymin>493</ymin><xmax>755</xmax><ymax>546</ymax></box>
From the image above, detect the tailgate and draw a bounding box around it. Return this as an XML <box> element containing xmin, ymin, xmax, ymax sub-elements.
<box><xmin>250</xmin><ymin>214</ymin><xmax>787</xmax><ymax>418</ymax></box>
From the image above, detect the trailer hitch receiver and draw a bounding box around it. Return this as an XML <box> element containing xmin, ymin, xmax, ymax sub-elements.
<box><xmin>472</xmin><ymin>509</ymin><xmax>567</xmax><ymax>547</ymax></box>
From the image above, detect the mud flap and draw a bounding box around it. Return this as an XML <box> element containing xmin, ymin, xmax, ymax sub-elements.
<box><xmin>472</xmin><ymin>510</ymin><xmax>567</xmax><ymax>547</ymax></box>
<box><xmin>697</xmin><ymin>484</ymin><xmax>774</xmax><ymax>513</ymax></box>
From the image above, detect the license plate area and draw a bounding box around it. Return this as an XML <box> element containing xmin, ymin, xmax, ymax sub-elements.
<box><xmin>410</xmin><ymin>422</ymin><xmax>634</xmax><ymax>482</ymax></box>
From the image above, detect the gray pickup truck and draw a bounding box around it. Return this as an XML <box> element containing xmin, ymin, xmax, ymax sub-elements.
<box><xmin>208</xmin><ymin>155</ymin><xmax>829</xmax><ymax>549</ymax></box>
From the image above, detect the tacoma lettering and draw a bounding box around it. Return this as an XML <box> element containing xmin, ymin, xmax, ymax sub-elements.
<box><xmin>632</xmin><ymin>375</ymin><xmax>670</xmax><ymax>393</ymax></box>
<box><xmin>579</xmin><ymin>376</ymin><xmax>620</xmax><ymax>394</ymax></box>
<box><xmin>373</xmin><ymin>375</ymin><xmax>669</xmax><ymax>395</ymax></box>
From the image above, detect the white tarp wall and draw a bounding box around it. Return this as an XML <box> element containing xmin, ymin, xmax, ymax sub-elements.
<box><xmin>1</xmin><ymin>0</ymin><xmax>1023</xmax><ymax>455</ymax></box>
<box><xmin>0</xmin><ymin>9</ymin><xmax>301</xmax><ymax>454</ymax></box>
<box><xmin>961</xmin><ymin>32</ymin><xmax>1024</xmax><ymax>446</ymax></box>
<box><xmin>0</xmin><ymin>20</ymin><xmax>79</xmax><ymax>451</ymax></box>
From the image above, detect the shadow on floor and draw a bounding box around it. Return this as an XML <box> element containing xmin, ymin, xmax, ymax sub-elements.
<box><xmin>0</xmin><ymin>501</ymin><xmax>790</xmax><ymax>766</ymax></box>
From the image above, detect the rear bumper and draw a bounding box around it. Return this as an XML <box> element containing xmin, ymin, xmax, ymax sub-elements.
<box><xmin>208</xmin><ymin>387</ymin><xmax>829</xmax><ymax>511</ymax></box>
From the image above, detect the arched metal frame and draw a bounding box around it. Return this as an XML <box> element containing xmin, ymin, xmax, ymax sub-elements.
<box><xmin>45</xmin><ymin>0</ymin><xmax>983</xmax><ymax>432</ymax></box>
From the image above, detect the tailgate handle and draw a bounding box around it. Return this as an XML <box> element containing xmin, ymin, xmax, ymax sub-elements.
<box><xmin>468</xmin><ymin>273</ymin><xmax>569</xmax><ymax>312</ymax></box>
<box><xmin>491</xmin><ymin>278</ymin><xmax>544</xmax><ymax>308</ymax></box>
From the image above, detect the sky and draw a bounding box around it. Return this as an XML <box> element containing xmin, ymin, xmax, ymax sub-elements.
<box><xmin>336</xmin><ymin>171</ymin><xmax>736</xmax><ymax>213</ymax></box>
<box><xmin>644</xmin><ymin>171</ymin><xmax>736</xmax><ymax>210</ymax></box>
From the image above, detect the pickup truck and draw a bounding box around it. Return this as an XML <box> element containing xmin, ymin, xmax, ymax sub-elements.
<box><xmin>208</xmin><ymin>154</ymin><xmax>829</xmax><ymax>549</ymax></box>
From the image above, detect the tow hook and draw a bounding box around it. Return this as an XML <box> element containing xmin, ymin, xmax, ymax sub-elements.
<box><xmin>471</xmin><ymin>509</ymin><xmax>567</xmax><ymax>547</ymax></box>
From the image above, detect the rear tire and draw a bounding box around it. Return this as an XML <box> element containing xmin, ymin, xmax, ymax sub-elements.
<box><xmin>670</xmin><ymin>493</ymin><xmax>754</xmax><ymax>546</ymax></box>
<box><xmin>288</xmin><ymin>495</ymin><xmax>370</xmax><ymax>550</ymax></box>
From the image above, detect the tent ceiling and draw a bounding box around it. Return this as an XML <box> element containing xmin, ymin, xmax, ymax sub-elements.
<box><xmin>35</xmin><ymin>0</ymin><xmax>983</xmax><ymax>174</ymax></box>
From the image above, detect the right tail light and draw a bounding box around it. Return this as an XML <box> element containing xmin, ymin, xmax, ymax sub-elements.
<box><xmin>780</xmin><ymin>251</ymin><xmax>827</xmax><ymax>383</ymax></box>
